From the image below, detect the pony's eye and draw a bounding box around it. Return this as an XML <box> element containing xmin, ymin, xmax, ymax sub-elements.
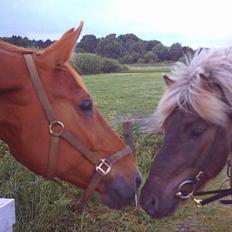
<box><xmin>79</xmin><ymin>99</ymin><xmax>93</xmax><ymax>112</ymax></box>
<box><xmin>191</xmin><ymin>127</ymin><xmax>206</xmax><ymax>137</ymax></box>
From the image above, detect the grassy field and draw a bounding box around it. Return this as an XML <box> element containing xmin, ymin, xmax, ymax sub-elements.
<box><xmin>125</xmin><ymin>63</ymin><xmax>171</xmax><ymax>73</ymax></box>
<box><xmin>0</xmin><ymin>66</ymin><xmax>232</xmax><ymax>231</ymax></box>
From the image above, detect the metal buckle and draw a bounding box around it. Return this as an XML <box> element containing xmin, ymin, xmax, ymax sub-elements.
<box><xmin>196</xmin><ymin>171</ymin><xmax>204</xmax><ymax>181</ymax></box>
<box><xmin>49</xmin><ymin>120</ymin><xmax>64</xmax><ymax>136</ymax></box>
<box><xmin>96</xmin><ymin>159</ymin><xmax>111</xmax><ymax>176</ymax></box>
<box><xmin>192</xmin><ymin>196</ymin><xmax>203</xmax><ymax>207</ymax></box>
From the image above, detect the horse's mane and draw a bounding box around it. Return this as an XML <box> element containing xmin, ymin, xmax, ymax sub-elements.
<box><xmin>147</xmin><ymin>48</ymin><xmax>232</xmax><ymax>133</ymax></box>
<box><xmin>0</xmin><ymin>40</ymin><xmax>34</xmax><ymax>53</ymax></box>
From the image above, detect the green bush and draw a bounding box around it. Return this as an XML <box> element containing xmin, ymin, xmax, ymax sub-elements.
<box><xmin>72</xmin><ymin>53</ymin><xmax>102</xmax><ymax>74</ymax></box>
<box><xmin>101</xmin><ymin>57</ymin><xmax>127</xmax><ymax>73</ymax></box>
<box><xmin>137</xmin><ymin>58</ymin><xmax>145</xmax><ymax>63</ymax></box>
<box><xmin>72</xmin><ymin>53</ymin><xmax>127</xmax><ymax>74</ymax></box>
<box><xmin>118</xmin><ymin>54</ymin><xmax>136</xmax><ymax>64</ymax></box>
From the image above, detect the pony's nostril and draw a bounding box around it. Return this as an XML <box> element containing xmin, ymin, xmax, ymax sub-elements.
<box><xmin>136</xmin><ymin>172</ymin><xmax>142</xmax><ymax>188</ymax></box>
<box><xmin>150</xmin><ymin>195</ymin><xmax>157</xmax><ymax>207</ymax></box>
<box><xmin>142</xmin><ymin>194</ymin><xmax>158</xmax><ymax>216</ymax></box>
<box><xmin>146</xmin><ymin>195</ymin><xmax>158</xmax><ymax>215</ymax></box>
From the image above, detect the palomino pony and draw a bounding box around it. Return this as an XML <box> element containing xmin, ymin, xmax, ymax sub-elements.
<box><xmin>140</xmin><ymin>48</ymin><xmax>232</xmax><ymax>218</ymax></box>
<box><xmin>0</xmin><ymin>22</ymin><xmax>141</xmax><ymax>210</ymax></box>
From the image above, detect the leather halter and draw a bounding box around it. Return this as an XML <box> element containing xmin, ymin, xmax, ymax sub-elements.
<box><xmin>23</xmin><ymin>53</ymin><xmax>132</xmax><ymax>209</ymax></box>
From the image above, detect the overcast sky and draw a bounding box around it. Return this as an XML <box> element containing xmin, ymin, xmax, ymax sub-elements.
<box><xmin>1</xmin><ymin>0</ymin><xmax>232</xmax><ymax>49</ymax></box>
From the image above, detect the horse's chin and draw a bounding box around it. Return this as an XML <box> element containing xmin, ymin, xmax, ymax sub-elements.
<box><xmin>100</xmin><ymin>193</ymin><xmax>130</xmax><ymax>209</ymax></box>
<box><xmin>98</xmin><ymin>175</ymin><xmax>138</xmax><ymax>209</ymax></box>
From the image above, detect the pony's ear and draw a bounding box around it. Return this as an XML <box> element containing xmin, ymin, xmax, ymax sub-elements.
<box><xmin>198</xmin><ymin>73</ymin><xmax>215</xmax><ymax>89</ymax></box>
<box><xmin>163</xmin><ymin>75</ymin><xmax>175</xmax><ymax>86</ymax></box>
<box><xmin>198</xmin><ymin>73</ymin><xmax>225</xmax><ymax>97</ymax></box>
<box><xmin>198</xmin><ymin>73</ymin><xmax>209</xmax><ymax>82</ymax></box>
<box><xmin>38</xmin><ymin>21</ymin><xmax>83</xmax><ymax>66</ymax></box>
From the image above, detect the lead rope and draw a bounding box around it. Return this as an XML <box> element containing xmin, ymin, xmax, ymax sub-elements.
<box><xmin>191</xmin><ymin>155</ymin><xmax>232</xmax><ymax>206</ymax></box>
<box><xmin>220</xmin><ymin>154</ymin><xmax>232</xmax><ymax>204</ymax></box>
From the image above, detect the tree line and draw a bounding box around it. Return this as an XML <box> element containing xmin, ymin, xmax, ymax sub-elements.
<box><xmin>76</xmin><ymin>34</ymin><xmax>194</xmax><ymax>63</ymax></box>
<box><xmin>1</xmin><ymin>34</ymin><xmax>194</xmax><ymax>64</ymax></box>
<box><xmin>0</xmin><ymin>35</ymin><xmax>53</xmax><ymax>49</ymax></box>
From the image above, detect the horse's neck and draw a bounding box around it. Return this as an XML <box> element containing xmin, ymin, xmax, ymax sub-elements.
<box><xmin>0</xmin><ymin>49</ymin><xmax>27</xmax><ymax>88</ymax></box>
<box><xmin>0</xmin><ymin>51</ymin><xmax>25</xmax><ymax>141</ymax></box>
<box><xmin>0</xmin><ymin>41</ymin><xmax>32</xmax><ymax>54</ymax></box>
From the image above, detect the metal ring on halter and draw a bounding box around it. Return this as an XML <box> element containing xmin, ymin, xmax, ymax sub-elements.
<box><xmin>49</xmin><ymin>120</ymin><xmax>64</xmax><ymax>137</ymax></box>
<box><xmin>176</xmin><ymin>180</ymin><xmax>195</xmax><ymax>199</ymax></box>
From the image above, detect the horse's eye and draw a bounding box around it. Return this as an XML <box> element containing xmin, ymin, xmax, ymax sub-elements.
<box><xmin>79</xmin><ymin>99</ymin><xmax>93</xmax><ymax>112</ymax></box>
<box><xmin>191</xmin><ymin>127</ymin><xmax>206</xmax><ymax>137</ymax></box>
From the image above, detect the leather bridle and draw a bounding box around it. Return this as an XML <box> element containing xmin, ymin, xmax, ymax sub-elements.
<box><xmin>23</xmin><ymin>53</ymin><xmax>132</xmax><ymax>210</ymax></box>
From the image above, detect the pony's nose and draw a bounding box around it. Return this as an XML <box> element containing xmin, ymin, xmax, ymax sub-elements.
<box><xmin>140</xmin><ymin>194</ymin><xmax>158</xmax><ymax>216</ymax></box>
<box><xmin>136</xmin><ymin>171</ymin><xmax>142</xmax><ymax>188</ymax></box>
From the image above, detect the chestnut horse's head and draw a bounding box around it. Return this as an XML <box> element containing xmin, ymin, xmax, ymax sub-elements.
<box><xmin>140</xmin><ymin>49</ymin><xmax>232</xmax><ymax>217</ymax></box>
<box><xmin>0</xmin><ymin>22</ymin><xmax>141</xmax><ymax>209</ymax></box>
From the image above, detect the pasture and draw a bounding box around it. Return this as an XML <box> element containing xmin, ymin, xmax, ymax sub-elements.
<box><xmin>0</xmin><ymin>65</ymin><xmax>231</xmax><ymax>231</ymax></box>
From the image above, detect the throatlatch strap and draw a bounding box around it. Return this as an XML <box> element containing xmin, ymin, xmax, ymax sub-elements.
<box><xmin>47</xmin><ymin>136</ymin><xmax>59</xmax><ymax>179</ymax></box>
<box><xmin>24</xmin><ymin>54</ymin><xmax>59</xmax><ymax>179</ymax></box>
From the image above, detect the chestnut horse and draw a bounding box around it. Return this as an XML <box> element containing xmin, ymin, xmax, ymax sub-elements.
<box><xmin>0</xmin><ymin>22</ymin><xmax>141</xmax><ymax>209</ymax></box>
<box><xmin>140</xmin><ymin>48</ymin><xmax>232</xmax><ymax>217</ymax></box>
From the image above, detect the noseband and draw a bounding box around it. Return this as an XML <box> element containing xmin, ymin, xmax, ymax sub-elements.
<box><xmin>176</xmin><ymin>127</ymin><xmax>232</xmax><ymax>206</ymax></box>
<box><xmin>24</xmin><ymin>53</ymin><xmax>132</xmax><ymax>210</ymax></box>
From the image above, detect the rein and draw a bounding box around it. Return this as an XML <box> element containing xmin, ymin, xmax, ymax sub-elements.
<box><xmin>192</xmin><ymin>157</ymin><xmax>232</xmax><ymax>206</ymax></box>
<box><xmin>23</xmin><ymin>53</ymin><xmax>132</xmax><ymax>210</ymax></box>
<box><xmin>176</xmin><ymin>127</ymin><xmax>232</xmax><ymax>206</ymax></box>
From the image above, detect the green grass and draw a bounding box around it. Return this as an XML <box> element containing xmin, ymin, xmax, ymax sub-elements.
<box><xmin>1</xmin><ymin>68</ymin><xmax>232</xmax><ymax>231</ymax></box>
<box><xmin>125</xmin><ymin>63</ymin><xmax>171</xmax><ymax>73</ymax></box>
<box><xmin>84</xmin><ymin>72</ymin><xmax>164</xmax><ymax>121</ymax></box>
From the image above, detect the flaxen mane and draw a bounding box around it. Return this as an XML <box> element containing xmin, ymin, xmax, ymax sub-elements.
<box><xmin>147</xmin><ymin>48</ymin><xmax>232</xmax><ymax>133</ymax></box>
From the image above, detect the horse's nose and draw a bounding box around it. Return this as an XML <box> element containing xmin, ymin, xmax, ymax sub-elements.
<box><xmin>105</xmin><ymin>175</ymin><xmax>137</xmax><ymax>205</ymax></box>
<box><xmin>140</xmin><ymin>194</ymin><xmax>159</xmax><ymax>216</ymax></box>
<box><xmin>136</xmin><ymin>171</ymin><xmax>142</xmax><ymax>188</ymax></box>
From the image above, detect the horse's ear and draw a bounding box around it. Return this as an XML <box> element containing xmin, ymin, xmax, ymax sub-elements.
<box><xmin>38</xmin><ymin>21</ymin><xmax>84</xmax><ymax>66</ymax></box>
<box><xmin>163</xmin><ymin>75</ymin><xmax>175</xmax><ymax>86</ymax></box>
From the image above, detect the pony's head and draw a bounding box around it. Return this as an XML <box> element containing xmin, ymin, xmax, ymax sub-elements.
<box><xmin>0</xmin><ymin>22</ymin><xmax>141</xmax><ymax>209</ymax></box>
<box><xmin>140</xmin><ymin>49</ymin><xmax>232</xmax><ymax>217</ymax></box>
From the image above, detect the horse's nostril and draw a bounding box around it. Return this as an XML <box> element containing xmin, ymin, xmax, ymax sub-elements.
<box><xmin>136</xmin><ymin>172</ymin><xmax>142</xmax><ymax>188</ymax></box>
